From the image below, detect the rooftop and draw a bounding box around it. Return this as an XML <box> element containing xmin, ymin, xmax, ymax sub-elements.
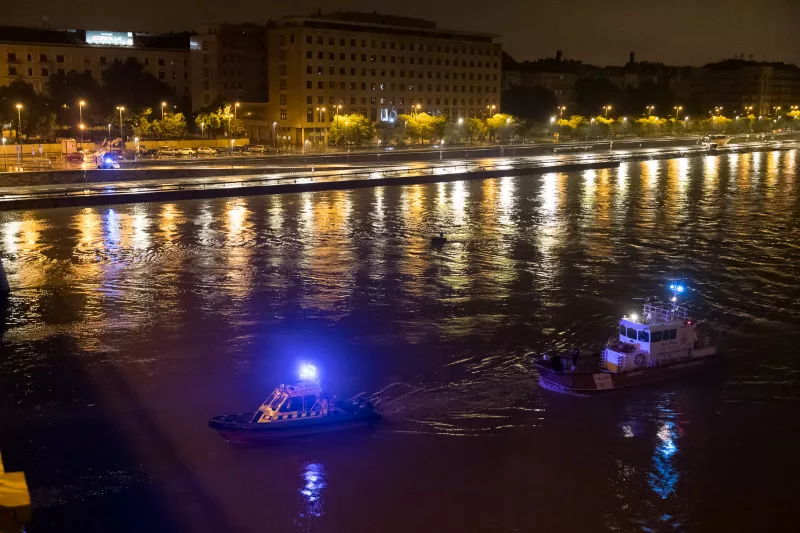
<box><xmin>0</xmin><ymin>25</ymin><xmax>191</xmax><ymax>50</ymax></box>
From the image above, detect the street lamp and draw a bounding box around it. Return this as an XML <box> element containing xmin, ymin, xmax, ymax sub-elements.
<box><xmin>550</xmin><ymin>116</ymin><xmax>556</xmax><ymax>124</ymax></box>
<box><xmin>486</xmin><ymin>104</ymin><xmax>496</xmax><ymax>117</ymax></box>
<box><xmin>1</xmin><ymin>137</ymin><xmax>6</xmax><ymax>171</ymax></box>
<box><xmin>200</xmin><ymin>122</ymin><xmax>205</xmax><ymax>139</ymax></box>
<box><xmin>116</xmin><ymin>106</ymin><xmax>125</xmax><ymax>140</ymax></box>
<box><xmin>234</xmin><ymin>102</ymin><xmax>240</xmax><ymax>121</ymax></box>
<box><xmin>272</xmin><ymin>121</ymin><xmax>277</xmax><ymax>148</ymax></box>
<box><xmin>603</xmin><ymin>105</ymin><xmax>612</xmax><ymax>117</ymax></box>
<box><xmin>558</xmin><ymin>105</ymin><xmax>566</xmax><ymax>118</ymax></box>
<box><xmin>78</xmin><ymin>100</ymin><xmax>86</xmax><ymax>145</ymax></box>
<box><xmin>714</xmin><ymin>106</ymin><xmax>723</xmax><ymax>116</ymax></box>
<box><xmin>161</xmin><ymin>101</ymin><xmax>167</xmax><ymax>120</ymax></box>
<box><xmin>673</xmin><ymin>105</ymin><xmax>683</xmax><ymax>119</ymax></box>
<box><xmin>15</xmin><ymin>103</ymin><xmax>23</xmax><ymax>144</ymax></box>
<box><xmin>107</xmin><ymin>123</ymin><xmax>112</xmax><ymax>137</ymax></box>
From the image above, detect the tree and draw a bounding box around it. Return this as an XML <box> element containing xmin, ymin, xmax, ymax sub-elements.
<box><xmin>635</xmin><ymin>116</ymin><xmax>668</xmax><ymax>136</ymax></box>
<box><xmin>46</xmin><ymin>70</ymin><xmax>107</xmax><ymax>132</ymax></box>
<box><xmin>101</xmin><ymin>58</ymin><xmax>176</xmax><ymax>113</ymax></box>
<box><xmin>397</xmin><ymin>112</ymin><xmax>445</xmax><ymax>144</ymax></box>
<box><xmin>193</xmin><ymin>104</ymin><xmax>243</xmax><ymax>139</ymax></box>
<box><xmin>573</xmin><ymin>77</ymin><xmax>623</xmax><ymax>116</ymax></box>
<box><xmin>157</xmin><ymin>112</ymin><xmax>188</xmax><ymax>139</ymax></box>
<box><xmin>0</xmin><ymin>80</ymin><xmax>53</xmax><ymax>141</ymax></box>
<box><xmin>465</xmin><ymin>117</ymin><xmax>487</xmax><ymax>142</ymax></box>
<box><xmin>328</xmin><ymin>113</ymin><xmax>373</xmax><ymax>147</ymax></box>
<box><xmin>501</xmin><ymin>85</ymin><xmax>558</xmax><ymax>122</ymax></box>
<box><xmin>485</xmin><ymin>113</ymin><xmax>515</xmax><ymax>141</ymax></box>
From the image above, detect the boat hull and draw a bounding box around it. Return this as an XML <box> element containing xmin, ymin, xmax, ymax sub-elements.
<box><xmin>209</xmin><ymin>410</ymin><xmax>381</xmax><ymax>443</ymax></box>
<box><xmin>535</xmin><ymin>355</ymin><xmax>722</xmax><ymax>392</ymax></box>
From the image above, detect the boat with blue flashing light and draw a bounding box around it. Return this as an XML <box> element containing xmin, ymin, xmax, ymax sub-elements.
<box><xmin>534</xmin><ymin>283</ymin><xmax>720</xmax><ymax>392</ymax></box>
<box><xmin>209</xmin><ymin>365</ymin><xmax>381</xmax><ymax>443</ymax></box>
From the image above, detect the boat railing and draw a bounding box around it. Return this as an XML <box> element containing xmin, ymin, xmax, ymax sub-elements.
<box><xmin>643</xmin><ymin>303</ymin><xmax>687</xmax><ymax>323</ymax></box>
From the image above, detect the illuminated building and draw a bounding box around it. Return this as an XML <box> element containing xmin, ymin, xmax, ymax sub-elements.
<box><xmin>263</xmin><ymin>12</ymin><xmax>502</xmax><ymax>145</ymax></box>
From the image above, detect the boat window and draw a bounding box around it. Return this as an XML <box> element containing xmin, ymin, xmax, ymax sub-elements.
<box><xmin>638</xmin><ymin>330</ymin><xmax>650</xmax><ymax>343</ymax></box>
<box><xmin>651</xmin><ymin>330</ymin><xmax>663</xmax><ymax>343</ymax></box>
<box><xmin>627</xmin><ymin>327</ymin><xmax>637</xmax><ymax>340</ymax></box>
<box><xmin>670</xmin><ymin>329</ymin><xmax>677</xmax><ymax>340</ymax></box>
<box><xmin>304</xmin><ymin>394</ymin><xmax>318</xmax><ymax>411</ymax></box>
<box><xmin>619</xmin><ymin>325</ymin><xmax>626</xmax><ymax>336</ymax></box>
<box><xmin>289</xmin><ymin>396</ymin><xmax>304</xmax><ymax>411</ymax></box>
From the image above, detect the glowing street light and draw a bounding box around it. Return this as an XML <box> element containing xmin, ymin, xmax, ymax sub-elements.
<box><xmin>550</xmin><ymin>116</ymin><xmax>556</xmax><ymax>124</ymax></box>
<box><xmin>78</xmin><ymin>100</ymin><xmax>86</xmax><ymax>145</ymax></box>
<box><xmin>200</xmin><ymin>121</ymin><xmax>205</xmax><ymax>139</ymax></box>
<box><xmin>603</xmin><ymin>105</ymin><xmax>612</xmax><ymax>117</ymax></box>
<box><xmin>558</xmin><ymin>105</ymin><xmax>566</xmax><ymax>118</ymax></box>
<box><xmin>714</xmin><ymin>106</ymin><xmax>723</xmax><ymax>116</ymax></box>
<box><xmin>15</xmin><ymin>103</ymin><xmax>23</xmax><ymax>143</ymax></box>
<box><xmin>486</xmin><ymin>104</ymin><xmax>496</xmax><ymax>117</ymax></box>
<box><xmin>161</xmin><ymin>101</ymin><xmax>167</xmax><ymax>120</ymax></box>
<box><xmin>116</xmin><ymin>106</ymin><xmax>125</xmax><ymax>140</ymax></box>
<box><xmin>272</xmin><ymin>121</ymin><xmax>277</xmax><ymax>147</ymax></box>
<box><xmin>673</xmin><ymin>105</ymin><xmax>683</xmax><ymax>119</ymax></box>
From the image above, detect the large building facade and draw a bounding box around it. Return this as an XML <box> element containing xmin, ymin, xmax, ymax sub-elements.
<box><xmin>0</xmin><ymin>26</ymin><xmax>190</xmax><ymax>96</ymax></box>
<box><xmin>264</xmin><ymin>12</ymin><xmax>502</xmax><ymax>145</ymax></box>
<box><xmin>189</xmin><ymin>23</ymin><xmax>268</xmax><ymax>110</ymax></box>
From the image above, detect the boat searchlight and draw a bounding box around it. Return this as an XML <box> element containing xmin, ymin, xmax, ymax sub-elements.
<box><xmin>299</xmin><ymin>364</ymin><xmax>318</xmax><ymax>382</ymax></box>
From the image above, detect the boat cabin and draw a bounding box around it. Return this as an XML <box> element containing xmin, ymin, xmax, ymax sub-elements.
<box><xmin>604</xmin><ymin>303</ymin><xmax>697</xmax><ymax>372</ymax></box>
<box><xmin>250</xmin><ymin>381</ymin><xmax>328</xmax><ymax>424</ymax></box>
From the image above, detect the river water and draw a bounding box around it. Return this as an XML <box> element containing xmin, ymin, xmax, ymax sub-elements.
<box><xmin>1</xmin><ymin>150</ymin><xmax>798</xmax><ymax>533</ymax></box>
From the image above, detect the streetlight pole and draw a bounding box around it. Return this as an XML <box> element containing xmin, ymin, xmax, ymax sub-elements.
<box><xmin>107</xmin><ymin>123</ymin><xmax>111</xmax><ymax>138</ymax></box>
<box><xmin>78</xmin><ymin>100</ymin><xmax>86</xmax><ymax>147</ymax></box>
<box><xmin>234</xmin><ymin>102</ymin><xmax>240</xmax><ymax>139</ymax></box>
<box><xmin>15</xmin><ymin>104</ymin><xmax>23</xmax><ymax>145</ymax></box>
<box><xmin>116</xmin><ymin>106</ymin><xmax>125</xmax><ymax>141</ymax></box>
<box><xmin>161</xmin><ymin>101</ymin><xmax>166</xmax><ymax>121</ymax></box>
<box><xmin>604</xmin><ymin>105</ymin><xmax>612</xmax><ymax>118</ymax></box>
<box><xmin>272</xmin><ymin>121</ymin><xmax>277</xmax><ymax>148</ymax></box>
<box><xmin>1</xmin><ymin>137</ymin><xmax>6</xmax><ymax>171</ymax></box>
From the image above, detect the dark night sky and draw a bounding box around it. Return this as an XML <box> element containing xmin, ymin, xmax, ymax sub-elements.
<box><xmin>6</xmin><ymin>0</ymin><xmax>800</xmax><ymax>67</ymax></box>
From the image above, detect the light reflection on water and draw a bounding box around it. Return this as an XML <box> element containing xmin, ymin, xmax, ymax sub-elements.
<box><xmin>0</xmin><ymin>149</ymin><xmax>799</xmax><ymax>532</ymax></box>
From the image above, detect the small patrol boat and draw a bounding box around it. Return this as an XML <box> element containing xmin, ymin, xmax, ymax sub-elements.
<box><xmin>209</xmin><ymin>365</ymin><xmax>381</xmax><ymax>443</ymax></box>
<box><xmin>535</xmin><ymin>283</ymin><xmax>720</xmax><ymax>392</ymax></box>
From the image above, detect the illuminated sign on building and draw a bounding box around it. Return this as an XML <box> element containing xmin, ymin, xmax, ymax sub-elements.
<box><xmin>86</xmin><ymin>31</ymin><xmax>134</xmax><ymax>47</ymax></box>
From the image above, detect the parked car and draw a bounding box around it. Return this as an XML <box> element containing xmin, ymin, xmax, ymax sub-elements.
<box><xmin>196</xmin><ymin>146</ymin><xmax>217</xmax><ymax>155</ymax></box>
<box><xmin>65</xmin><ymin>152</ymin><xmax>84</xmax><ymax>163</ymax></box>
<box><xmin>245</xmin><ymin>144</ymin><xmax>268</xmax><ymax>154</ymax></box>
<box><xmin>176</xmin><ymin>147</ymin><xmax>195</xmax><ymax>156</ymax></box>
<box><xmin>157</xmin><ymin>146</ymin><xmax>178</xmax><ymax>157</ymax></box>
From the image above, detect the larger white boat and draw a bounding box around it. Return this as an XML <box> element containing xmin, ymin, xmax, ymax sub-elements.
<box><xmin>535</xmin><ymin>284</ymin><xmax>719</xmax><ymax>392</ymax></box>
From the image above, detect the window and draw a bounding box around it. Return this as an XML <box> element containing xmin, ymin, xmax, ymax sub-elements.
<box><xmin>318</xmin><ymin>81</ymin><xmax>324</xmax><ymax>89</ymax></box>
<box><xmin>328</xmin><ymin>81</ymin><xmax>335</xmax><ymax>89</ymax></box>
<box><xmin>306</xmin><ymin>80</ymin><xmax>312</xmax><ymax>89</ymax></box>
<box><xmin>318</xmin><ymin>96</ymin><xmax>323</xmax><ymax>104</ymax></box>
<box><xmin>279</xmin><ymin>94</ymin><xmax>287</xmax><ymax>105</ymax></box>
<box><xmin>203</xmin><ymin>80</ymin><xmax>209</xmax><ymax>90</ymax></box>
<box><xmin>318</xmin><ymin>51</ymin><xmax>323</xmax><ymax>60</ymax></box>
<box><xmin>280</xmin><ymin>109</ymin><xmax>287</xmax><ymax>120</ymax></box>
<box><xmin>306</xmin><ymin>65</ymin><xmax>312</xmax><ymax>74</ymax></box>
<box><xmin>328</xmin><ymin>37</ymin><xmax>335</xmax><ymax>46</ymax></box>
<box><xmin>317</xmin><ymin>36</ymin><xmax>323</xmax><ymax>45</ymax></box>
<box><xmin>7</xmin><ymin>52</ymin><xmax>15</xmax><ymax>62</ymax></box>
<box><xmin>158</xmin><ymin>71</ymin><xmax>165</xmax><ymax>80</ymax></box>
<box><xmin>627</xmin><ymin>327</ymin><xmax>637</xmax><ymax>340</ymax></box>
<box><xmin>27</xmin><ymin>68</ymin><xmax>32</xmax><ymax>76</ymax></box>
<box><xmin>340</xmin><ymin>38</ymin><xmax>345</xmax><ymax>46</ymax></box>
<box><xmin>158</xmin><ymin>57</ymin><xmax>165</xmax><ymax>66</ymax></box>
<box><xmin>329</xmin><ymin>52</ymin><xmax>334</xmax><ymax>60</ymax></box>
<box><xmin>172</xmin><ymin>72</ymin><xmax>176</xmax><ymax>79</ymax></box>
<box><xmin>329</xmin><ymin>66</ymin><xmax>335</xmax><ymax>75</ymax></box>
<box><xmin>349</xmin><ymin>81</ymin><xmax>356</xmax><ymax>89</ymax></box>
<box><xmin>278</xmin><ymin>35</ymin><xmax>286</xmax><ymax>46</ymax></box>
<box><xmin>99</xmin><ymin>57</ymin><xmax>107</xmax><ymax>65</ymax></box>
<box><xmin>305</xmin><ymin>36</ymin><xmax>312</xmax><ymax>44</ymax></box>
<box><xmin>39</xmin><ymin>54</ymin><xmax>48</xmax><ymax>62</ymax></box>
<box><xmin>361</xmin><ymin>82</ymin><xmax>367</xmax><ymax>90</ymax></box>
<box><xmin>651</xmin><ymin>331</ymin><xmax>663</xmax><ymax>343</ymax></box>
<box><xmin>350</xmin><ymin>39</ymin><xmax>356</xmax><ymax>46</ymax></box>
<box><xmin>8</xmin><ymin>66</ymin><xmax>17</xmax><ymax>76</ymax></box>
<box><xmin>350</xmin><ymin>68</ymin><xmax>356</xmax><ymax>75</ymax></box>
<box><xmin>280</xmin><ymin>79</ymin><xmax>287</xmax><ymax>90</ymax></box>
<box><xmin>306</xmin><ymin>51</ymin><xmax>312</xmax><ymax>59</ymax></box>
<box><xmin>307</xmin><ymin>108</ymin><xmax>314</xmax><ymax>122</ymax></box>
<box><xmin>317</xmin><ymin>66</ymin><xmax>323</xmax><ymax>75</ymax></box>
<box><xmin>279</xmin><ymin>65</ymin><xmax>287</xmax><ymax>75</ymax></box>
<box><xmin>370</xmin><ymin>97</ymin><xmax>376</xmax><ymax>104</ymax></box>
<box><xmin>339</xmin><ymin>81</ymin><xmax>345</xmax><ymax>89</ymax></box>
<box><xmin>361</xmin><ymin>96</ymin><xmax>367</xmax><ymax>104</ymax></box>
<box><xmin>371</xmin><ymin>83</ymin><xmax>376</xmax><ymax>91</ymax></box>
<box><xmin>56</xmin><ymin>55</ymin><xmax>64</xmax><ymax>63</ymax></box>
<box><xmin>669</xmin><ymin>329</ymin><xmax>677</xmax><ymax>340</ymax></box>
<box><xmin>638</xmin><ymin>330</ymin><xmax>650</xmax><ymax>343</ymax></box>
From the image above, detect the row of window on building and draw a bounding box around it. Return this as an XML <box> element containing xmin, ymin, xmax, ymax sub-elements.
<box><xmin>6</xmin><ymin>52</ymin><xmax>186</xmax><ymax>67</ymax></box>
<box><xmin>279</xmin><ymin>33</ymin><xmax>499</xmax><ymax>58</ymax></box>
<box><xmin>289</xmin><ymin>50</ymin><xmax>498</xmax><ymax>70</ymax></box>
<box><xmin>297</xmin><ymin>94</ymin><xmax>494</xmax><ymax>107</ymax></box>
<box><xmin>295</xmin><ymin>80</ymin><xmax>498</xmax><ymax>94</ymax></box>
<box><xmin>301</xmin><ymin>65</ymin><xmax>498</xmax><ymax>81</ymax></box>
